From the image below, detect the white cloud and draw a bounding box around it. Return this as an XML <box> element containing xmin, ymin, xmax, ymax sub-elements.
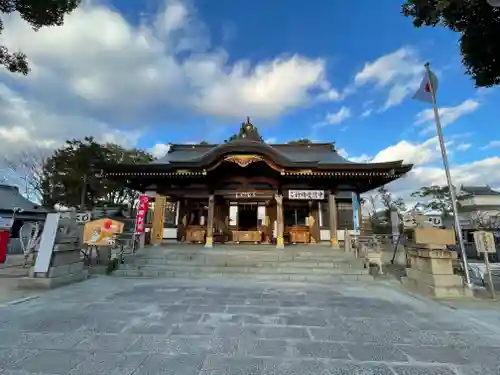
<box><xmin>361</xmin><ymin>109</ymin><xmax>372</xmax><ymax>118</ymax></box>
<box><xmin>320</xmin><ymin>106</ymin><xmax>351</xmax><ymax>126</ymax></box>
<box><xmin>481</xmin><ymin>140</ymin><xmax>500</xmax><ymax>149</ymax></box>
<box><xmin>0</xmin><ymin>0</ymin><xmax>337</xmax><ymax>159</ymax></box>
<box><xmin>354</xmin><ymin>137</ymin><xmax>500</xmax><ymax>207</ymax></box>
<box><xmin>0</xmin><ymin>84</ymin><xmax>141</xmax><ymax>160</ymax></box>
<box><xmin>415</xmin><ymin>99</ymin><xmax>480</xmax><ymax>135</ymax></box>
<box><xmin>353</xmin><ymin>47</ymin><xmax>424</xmax><ymax>109</ymax></box>
<box><xmin>456</xmin><ymin>143</ymin><xmax>471</xmax><ymax>151</ymax></box>
<box><xmin>149</xmin><ymin>143</ymin><xmax>171</xmax><ymax>158</ymax></box>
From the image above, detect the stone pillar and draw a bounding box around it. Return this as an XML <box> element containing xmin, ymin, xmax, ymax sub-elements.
<box><xmin>328</xmin><ymin>192</ymin><xmax>338</xmax><ymax>247</ymax></box>
<box><xmin>151</xmin><ymin>195</ymin><xmax>166</xmax><ymax>245</ymax></box>
<box><xmin>344</xmin><ymin>229</ymin><xmax>351</xmax><ymax>252</ymax></box>
<box><xmin>275</xmin><ymin>193</ymin><xmax>284</xmax><ymax>249</ymax></box>
<box><xmin>402</xmin><ymin>228</ymin><xmax>473</xmax><ymax>298</ymax></box>
<box><xmin>205</xmin><ymin>194</ymin><xmax>215</xmax><ymax>248</ymax></box>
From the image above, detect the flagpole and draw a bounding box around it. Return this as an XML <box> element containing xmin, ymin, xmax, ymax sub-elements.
<box><xmin>424</xmin><ymin>62</ymin><xmax>472</xmax><ymax>287</ymax></box>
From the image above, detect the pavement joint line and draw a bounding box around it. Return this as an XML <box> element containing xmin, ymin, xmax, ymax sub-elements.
<box><xmin>0</xmin><ymin>294</ymin><xmax>40</xmax><ymax>308</ymax></box>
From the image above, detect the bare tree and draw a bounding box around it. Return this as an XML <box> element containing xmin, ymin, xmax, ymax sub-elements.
<box><xmin>3</xmin><ymin>149</ymin><xmax>48</xmax><ymax>202</ymax></box>
<box><xmin>470</xmin><ymin>210</ymin><xmax>500</xmax><ymax>230</ymax></box>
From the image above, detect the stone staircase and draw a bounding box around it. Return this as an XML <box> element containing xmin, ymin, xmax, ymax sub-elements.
<box><xmin>112</xmin><ymin>244</ymin><xmax>373</xmax><ymax>283</ymax></box>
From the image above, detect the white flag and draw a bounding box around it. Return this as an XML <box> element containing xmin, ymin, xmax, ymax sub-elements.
<box><xmin>412</xmin><ymin>70</ymin><xmax>438</xmax><ymax>103</ymax></box>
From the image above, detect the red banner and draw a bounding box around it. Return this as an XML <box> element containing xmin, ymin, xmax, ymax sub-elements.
<box><xmin>135</xmin><ymin>195</ymin><xmax>149</xmax><ymax>234</ymax></box>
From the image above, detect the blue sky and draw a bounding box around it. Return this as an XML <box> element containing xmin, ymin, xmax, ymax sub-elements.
<box><xmin>0</xmin><ymin>0</ymin><xmax>499</xmax><ymax>200</ymax></box>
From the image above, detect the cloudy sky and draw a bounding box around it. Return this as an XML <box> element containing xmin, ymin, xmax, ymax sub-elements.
<box><xmin>0</xmin><ymin>0</ymin><xmax>499</xmax><ymax>201</ymax></box>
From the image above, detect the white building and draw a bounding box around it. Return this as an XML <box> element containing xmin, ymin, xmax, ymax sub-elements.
<box><xmin>457</xmin><ymin>185</ymin><xmax>500</xmax><ymax>231</ymax></box>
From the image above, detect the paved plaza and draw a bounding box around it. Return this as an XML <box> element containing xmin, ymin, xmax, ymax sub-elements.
<box><xmin>0</xmin><ymin>277</ymin><xmax>499</xmax><ymax>375</ymax></box>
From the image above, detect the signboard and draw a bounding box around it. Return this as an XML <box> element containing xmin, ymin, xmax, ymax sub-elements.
<box><xmin>135</xmin><ymin>195</ymin><xmax>149</xmax><ymax>234</ymax></box>
<box><xmin>0</xmin><ymin>217</ymin><xmax>13</xmax><ymax>229</ymax></box>
<box><xmin>83</xmin><ymin>218</ymin><xmax>125</xmax><ymax>246</ymax></box>
<box><xmin>427</xmin><ymin>216</ymin><xmax>442</xmax><ymax>227</ymax></box>
<box><xmin>76</xmin><ymin>211</ymin><xmax>91</xmax><ymax>224</ymax></box>
<box><xmin>34</xmin><ymin>213</ymin><xmax>60</xmax><ymax>273</ymax></box>
<box><xmin>473</xmin><ymin>231</ymin><xmax>496</xmax><ymax>254</ymax></box>
<box><xmin>235</xmin><ymin>192</ymin><xmax>256</xmax><ymax>199</ymax></box>
<box><xmin>288</xmin><ymin>190</ymin><xmax>324</xmax><ymax>200</ymax></box>
<box><xmin>352</xmin><ymin>193</ymin><xmax>359</xmax><ymax>234</ymax></box>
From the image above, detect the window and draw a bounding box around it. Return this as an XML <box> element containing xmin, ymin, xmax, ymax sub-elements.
<box><xmin>164</xmin><ymin>201</ymin><xmax>178</xmax><ymax>227</ymax></box>
<box><xmin>319</xmin><ymin>201</ymin><xmax>354</xmax><ymax>229</ymax></box>
<box><xmin>337</xmin><ymin>202</ymin><xmax>354</xmax><ymax>230</ymax></box>
<box><xmin>284</xmin><ymin>205</ymin><xmax>309</xmax><ymax>226</ymax></box>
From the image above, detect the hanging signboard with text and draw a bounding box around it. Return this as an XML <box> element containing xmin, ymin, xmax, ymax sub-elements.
<box><xmin>135</xmin><ymin>195</ymin><xmax>150</xmax><ymax>234</ymax></box>
<box><xmin>288</xmin><ymin>190</ymin><xmax>324</xmax><ymax>200</ymax></box>
<box><xmin>473</xmin><ymin>231</ymin><xmax>496</xmax><ymax>254</ymax></box>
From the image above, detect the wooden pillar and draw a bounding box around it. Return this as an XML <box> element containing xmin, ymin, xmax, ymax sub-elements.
<box><xmin>308</xmin><ymin>201</ymin><xmax>319</xmax><ymax>244</ymax></box>
<box><xmin>151</xmin><ymin>195</ymin><xmax>166</xmax><ymax>245</ymax></box>
<box><xmin>205</xmin><ymin>194</ymin><xmax>215</xmax><ymax>248</ymax></box>
<box><xmin>275</xmin><ymin>193</ymin><xmax>284</xmax><ymax>248</ymax></box>
<box><xmin>328</xmin><ymin>192</ymin><xmax>338</xmax><ymax>247</ymax></box>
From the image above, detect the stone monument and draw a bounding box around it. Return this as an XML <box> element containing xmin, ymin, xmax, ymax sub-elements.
<box><xmin>402</xmin><ymin>227</ymin><xmax>473</xmax><ymax>298</ymax></box>
<box><xmin>18</xmin><ymin>210</ymin><xmax>88</xmax><ymax>289</ymax></box>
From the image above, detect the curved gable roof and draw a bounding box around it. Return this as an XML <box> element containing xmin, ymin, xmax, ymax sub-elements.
<box><xmin>154</xmin><ymin>142</ymin><xmax>355</xmax><ymax>166</ymax></box>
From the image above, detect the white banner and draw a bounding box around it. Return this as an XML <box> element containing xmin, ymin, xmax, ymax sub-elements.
<box><xmin>288</xmin><ymin>190</ymin><xmax>324</xmax><ymax>200</ymax></box>
<box><xmin>34</xmin><ymin>213</ymin><xmax>60</xmax><ymax>274</ymax></box>
<box><xmin>0</xmin><ymin>217</ymin><xmax>13</xmax><ymax>229</ymax></box>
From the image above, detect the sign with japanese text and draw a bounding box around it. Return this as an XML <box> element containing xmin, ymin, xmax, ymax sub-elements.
<box><xmin>135</xmin><ymin>195</ymin><xmax>149</xmax><ymax>234</ymax></box>
<box><xmin>288</xmin><ymin>190</ymin><xmax>324</xmax><ymax>200</ymax></box>
<box><xmin>473</xmin><ymin>231</ymin><xmax>496</xmax><ymax>254</ymax></box>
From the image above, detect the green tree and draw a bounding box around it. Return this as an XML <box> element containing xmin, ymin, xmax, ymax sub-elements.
<box><xmin>0</xmin><ymin>0</ymin><xmax>81</xmax><ymax>75</ymax></box>
<box><xmin>377</xmin><ymin>186</ymin><xmax>407</xmax><ymax>217</ymax></box>
<box><xmin>402</xmin><ymin>0</ymin><xmax>500</xmax><ymax>87</ymax></box>
<box><xmin>40</xmin><ymin>137</ymin><xmax>153</xmax><ymax>208</ymax></box>
<box><xmin>287</xmin><ymin>139</ymin><xmax>312</xmax><ymax>144</ymax></box>
<box><xmin>410</xmin><ymin>185</ymin><xmax>452</xmax><ymax>218</ymax></box>
<box><xmin>198</xmin><ymin>141</ymin><xmax>209</xmax><ymax>145</ymax></box>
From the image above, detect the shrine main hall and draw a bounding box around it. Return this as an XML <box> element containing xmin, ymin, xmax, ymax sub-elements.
<box><xmin>103</xmin><ymin>119</ymin><xmax>412</xmax><ymax>248</ymax></box>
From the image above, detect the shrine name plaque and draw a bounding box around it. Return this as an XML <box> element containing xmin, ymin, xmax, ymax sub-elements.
<box><xmin>288</xmin><ymin>190</ymin><xmax>325</xmax><ymax>200</ymax></box>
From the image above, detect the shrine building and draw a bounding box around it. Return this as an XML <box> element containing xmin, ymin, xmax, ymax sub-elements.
<box><xmin>102</xmin><ymin>119</ymin><xmax>412</xmax><ymax>248</ymax></box>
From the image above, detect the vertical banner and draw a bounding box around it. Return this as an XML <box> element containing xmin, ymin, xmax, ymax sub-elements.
<box><xmin>352</xmin><ymin>193</ymin><xmax>360</xmax><ymax>234</ymax></box>
<box><xmin>135</xmin><ymin>195</ymin><xmax>149</xmax><ymax>234</ymax></box>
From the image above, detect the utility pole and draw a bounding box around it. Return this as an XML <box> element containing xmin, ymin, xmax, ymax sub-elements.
<box><xmin>80</xmin><ymin>173</ymin><xmax>87</xmax><ymax>211</ymax></box>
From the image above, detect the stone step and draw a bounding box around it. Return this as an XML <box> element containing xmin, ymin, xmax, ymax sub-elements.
<box><xmin>118</xmin><ymin>264</ymin><xmax>368</xmax><ymax>275</ymax></box>
<box><xmin>128</xmin><ymin>258</ymin><xmax>359</xmax><ymax>268</ymax></box>
<box><xmin>132</xmin><ymin>253</ymin><xmax>356</xmax><ymax>263</ymax></box>
<box><xmin>112</xmin><ymin>269</ymin><xmax>373</xmax><ymax>282</ymax></box>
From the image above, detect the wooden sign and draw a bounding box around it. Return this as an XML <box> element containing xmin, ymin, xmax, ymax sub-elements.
<box><xmin>288</xmin><ymin>190</ymin><xmax>324</xmax><ymax>200</ymax></box>
<box><xmin>473</xmin><ymin>231</ymin><xmax>496</xmax><ymax>254</ymax></box>
<box><xmin>236</xmin><ymin>192</ymin><xmax>256</xmax><ymax>198</ymax></box>
<box><xmin>83</xmin><ymin>218</ymin><xmax>124</xmax><ymax>246</ymax></box>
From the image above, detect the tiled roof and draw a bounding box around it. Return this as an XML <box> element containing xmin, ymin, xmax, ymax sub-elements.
<box><xmin>460</xmin><ymin>185</ymin><xmax>500</xmax><ymax>196</ymax></box>
<box><xmin>153</xmin><ymin>143</ymin><xmax>356</xmax><ymax>165</ymax></box>
<box><xmin>0</xmin><ymin>185</ymin><xmax>50</xmax><ymax>213</ymax></box>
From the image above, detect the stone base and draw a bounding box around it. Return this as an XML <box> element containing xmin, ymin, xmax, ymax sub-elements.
<box><xmin>402</xmin><ymin>275</ymin><xmax>473</xmax><ymax>299</ymax></box>
<box><xmin>17</xmin><ymin>270</ymin><xmax>89</xmax><ymax>290</ymax></box>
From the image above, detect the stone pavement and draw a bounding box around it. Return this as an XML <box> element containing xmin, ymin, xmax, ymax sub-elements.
<box><xmin>0</xmin><ymin>277</ymin><xmax>499</xmax><ymax>375</ymax></box>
